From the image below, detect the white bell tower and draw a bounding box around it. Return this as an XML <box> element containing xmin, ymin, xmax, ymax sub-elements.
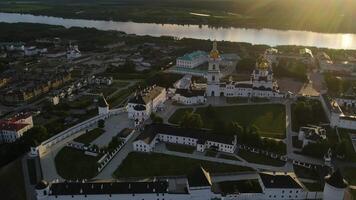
<box><xmin>206</xmin><ymin>41</ymin><xmax>222</xmax><ymax>97</ymax></box>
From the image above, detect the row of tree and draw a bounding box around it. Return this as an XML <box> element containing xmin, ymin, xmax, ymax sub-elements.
<box><xmin>178</xmin><ymin>109</ymin><xmax>285</xmax><ymax>154</ymax></box>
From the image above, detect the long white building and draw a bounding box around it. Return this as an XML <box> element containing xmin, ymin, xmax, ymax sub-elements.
<box><xmin>176</xmin><ymin>51</ymin><xmax>208</xmax><ymax>68</ymax></box>
<box><xmin>127</xmin><ymin>85</ymin><xmax>167</xmax><ymax>127</ymax></box>
<box><xmin>133</xmin><ymin>123</ymin><xmax>237</xmax><ymax>153</ymax></box>
<box><xmin>35</xmin><ymin>168</ymin><xmax>339</xmax><ymax>200</ymax></box>
<box><xmin>206</xmin><ymin>42</ymin><xmax>284</xmax><ymax>98</ymax></box>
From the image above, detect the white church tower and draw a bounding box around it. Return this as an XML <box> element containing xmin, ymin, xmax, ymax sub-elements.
<box><xmin>206</xmin><ymin>41</ymin><xmax>222</xmax><ymax>97</ymax></box>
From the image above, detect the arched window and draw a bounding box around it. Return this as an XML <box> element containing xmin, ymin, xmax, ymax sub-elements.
<box><xmin>212</xmin><ymin>64</ymin><xmax>215</xmax><ymax>70</ymax></box>
<box><xmin>212</xmin><ymin>75</ymin><xmax>215</xmax><ymax>81</ymax></box>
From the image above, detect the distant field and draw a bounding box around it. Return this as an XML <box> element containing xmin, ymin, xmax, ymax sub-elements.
<box><xmin>113</xmin><ymin>152</ymin><xmax>253</xmax><ymax>178</ymax></box>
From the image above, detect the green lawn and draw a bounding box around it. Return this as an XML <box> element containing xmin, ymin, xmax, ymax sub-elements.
<box><xmin>113</xmin><ymin>153</ymin><xmax>253</xmax><ymax>178</ymax></box>
<box><xmin>165</xmin><ymin>143</ymin><xmax>195</xmax><ymax>154</ymax></box>
<box><xmin>196</xmin><ymin>104</ymin><xmax>286</xmax><ymax>138</ymax></box>
<box><xmin>226</xmin><ymin>97</ymin><xmax>248</xmax><ymax>104</ymax></box>
<box><xmin>237</xmin><ymin>149</ymin><xmax>286</xmax><ymax>167</ymax></box>
<box><xmin>0</xmin><ymin>159</ymin><xmax>26</xmax><ymax>200</ymax></box>
<box><xmin>91</xmin><ymin>81</ymin><xmax>130</xmax><ymax>96</ymax></box>
<box><xmin>169</xmin><ymin>104</ymin><xmax>286</xmax><ymax>138</ymax></box>
<box><xmin>218</xmin><ymin>154</ymin><xmax>241</xmax><ymax>161</ymax></box>
<box><xmin>168</xmin><ymin>108</ymin><xmax>194</xmax><ymax>124</ymax></box>
<box><xmin>74</xmin><ymin>128</ymin><xmax>104</xmax><ymax>145</ymax></box>
<box><xmin>55</xmin><ymin>147</ymin><xmax>99</xmax><ymax>180</ymax></box>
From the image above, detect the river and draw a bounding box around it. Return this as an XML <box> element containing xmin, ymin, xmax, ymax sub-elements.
<box><xmin>0</xmin><ymin>12</ymin><xmax>355</xmax><ymax>50</ymax></box>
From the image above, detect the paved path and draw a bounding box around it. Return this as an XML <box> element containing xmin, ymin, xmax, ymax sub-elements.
<box><xmin>40</xmin><ymin>127</ymin><xmax>95</xmax><ymax>181</ymax></box>
<box><xmin>92</xmin><ymin>113</ymin><xmax>132</xmax><ymax>147</ymax></box>
<box><xmin>95</xmin><ymin>130</ymin><xmax>140</xmax><ymax>179</ymax></box>
<box><xmin>153</xmin><ymin>143</ymin><xmax>289</xmax><ymax>172</ymax></box>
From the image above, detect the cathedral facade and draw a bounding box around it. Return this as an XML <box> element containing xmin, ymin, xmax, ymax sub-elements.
<box><xmin>206</xmin><ymin>42</ymin><xmax>285</xmax><ymax>98</ymax></box>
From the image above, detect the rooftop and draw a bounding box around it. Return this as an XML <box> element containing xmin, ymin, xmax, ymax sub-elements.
<box><xmin>135</xmin><ymin>123</ymin><xmax>235</xmax><ymax>145</ymax></box>
<box><xmin>129</xmin><ymin>86</ymin><xmax>165</xmax><ymax>105</ymax></box>
<box><xmin>178</xmin><ymin>51</ymin><xmax>207</xmax><ymax>61</ymax></box>
<box><xmin>49</xmin><ymin>180</ymin><xmax>171</xmax><ymax>196</ymax></box>
<box><xmin>175</xmin><ymin>88</ymin><xmax>205</xmax><ymax>97</ymax></box>
<box><xmin>259</xmin><ymin>173</ymin><xmax>302</xmax><ymax>189</ymax></box>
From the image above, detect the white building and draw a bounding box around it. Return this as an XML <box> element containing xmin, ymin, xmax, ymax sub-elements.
<box><xmin>127</xmin><ymin>86</ymin><xmax>166</xmax><ymax>126</ymax></box>
<box><xmin>206</xmin><ymin>42</ymin><xmax>284</xmax><ymax>98</ymax></box>
<box><xmin>67</xmin><ymin>44</ymin><xmax>81</xmax><ymax>60</ymax></box>
<box><xmin>24</xmin><ymin>46</ymin><xmax>47</xmax><ymax>56</ymax></box>
<box><xmin>98</xmin><ymin>96</ymin><xmax>109</xmax><ymax>116</ymax></box>
<box><xmin>89</xmin><ymin>76</ymin><xmax>113</xmax><ymax>86</ymax></box>
<box><xmin>0</xmin><ymin>113</ymin><xmax>34</xmax><ymax>143</ymax></box>
<box><xmin>172</xmin><ymin>88</ymin><xmax>206</xmax><ymax>105</ymax></box>
<box><xmin>320</xmin><ymin>94</ymin><xmax>356</xmax><ymax>130</ymax></box>
<box><xmin>323</xmin><ymin>170</ymin><xmax>348</xmax><ymax>200</ymax></box>
<box><xmin>176</xmin><ymin>51</ymin><xmax>208</xmax><ymax>68</ymax></box>
<box><xmin>298</xmin><ymin>126</ymin><xmax>326</xmax><ymax>147</ymax></box>
<box><xmin>173</xmin><ymin>74</ymin><xmax>192</xmax><ymax>89</ymax></box>
<box><xmin>132</xmin><ymin>123</ymin><xmax>237</xmax><ymax>153</ymax></box>
<box><xmin>35</xmin><ymin>169</ymin><xmax>322</xmax><ymax>200</ymax></box>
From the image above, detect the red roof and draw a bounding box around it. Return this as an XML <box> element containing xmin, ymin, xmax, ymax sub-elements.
<box><xmin>0</xmin><ymin>121</ymin><xmax>29</xmax><ymax>131</ymax></box>
<box><xmin>8</xmin><ymin>112</ymin><xmax>32</xmax><ymax>123</ymax></box>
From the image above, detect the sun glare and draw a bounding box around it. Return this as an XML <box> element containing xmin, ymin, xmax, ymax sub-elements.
<box><xmin>341</xmin><ymin>34</ymin><xmax>353</xmax><ymax>49</ymax></box>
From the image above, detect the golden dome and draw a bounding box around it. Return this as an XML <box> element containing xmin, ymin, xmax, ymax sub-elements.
<box><xmin>258</xmin><ymin>61</ymin><xmax>269</xmax><ymax>70</ymax></box>
<box><xmin>257</xmin><ymin>56</ymin><xmax>269</xmax><ymax>70</ymax></box>
<box><xmin>210</xmin><ymin>41</ymin><xmax>220</xmax><ymax>59</ymax></box>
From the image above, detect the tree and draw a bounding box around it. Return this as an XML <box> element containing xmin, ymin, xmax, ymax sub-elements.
<box><xmin>153</xmin><ymin>116</ymin><xmax>163</xmax><ymax>124</ymax></box>
<box><xmin>150</xmin><ymin>113</ymin><xmax>163</xmax><ymax>124</ymax></box>
<box><xmin>225</xmin><ymin>121</ymin><xmax>243</xmax><ymax>135</ymax></box>
<box><xmin>335</xmin><ymin>140</ymin><xmax>347</xmax><ymax>159</ymax></box>
<box><xmin>108</xmin><ymin>136</ymin><xmax>119</xmax><ymax>152</ymax></box>
<box><xmin>23</xmin><ymin>126</ymin><xmax>49</xmax><ymax>146</ymax></box>
<box><xmin>98</xmin><ymin>119</ymin><xmax>105</xmax><ymax>128</ymax></box>
<box><xmin>180</xmin><ymin>112</ymin><xmax>203</xmax><ymax>129</ymax></box>
<box><xmin>236</xmin><ymin>58</ymin><xmax>255</xmax><ymax>72</ymax></box>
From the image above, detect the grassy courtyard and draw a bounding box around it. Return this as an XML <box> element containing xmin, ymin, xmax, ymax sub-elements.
<box><xmin>237</xmin><ymin>149</ymin><xmax>286</xmax><ymax>167</ymax></box>
<box><xmin>168</xmin><ymin>108</ymin><xmax>193</xmax><ymax>124</ymax></box>
<box><xmin>55</xmin><ymin>147</ymin><xmax>100</xmax><ymax>180</ymax></box>
<box><xmin>169</xmin><ymin>104</ymin><xmax>286</xmax><ymax>138</ymax></box>
<box><xmin>74</xmin><ymin>128</ymin><xmax>104</xmax><ymax>145</ymax></box>
<box><xmin>113</xmin><ymin>153</ymin><xmax>253</xmax><ymax>178</ymax></box>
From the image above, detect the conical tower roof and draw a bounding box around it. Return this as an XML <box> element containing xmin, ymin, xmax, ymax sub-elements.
<box><xmin>98</xmin><ymin>95</ymin><xmax>109</xmax><ymax>107</ymax></box>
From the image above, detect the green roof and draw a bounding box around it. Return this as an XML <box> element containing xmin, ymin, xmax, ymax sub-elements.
<box><xmin>178</xmin><ymin>51</ymin><xmax>207</xmax><ymax>61</ymax></box>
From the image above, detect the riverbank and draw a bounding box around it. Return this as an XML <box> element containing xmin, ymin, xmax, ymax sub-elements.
<box><xmin>1</xmin><ymin>12</ymin><xmax>356</xmax><ymax>50</ymax></box>
<box><xmin>0</xmin><ymin>0</ymin><xmax>355</xmax><ymax>34</ymax></box>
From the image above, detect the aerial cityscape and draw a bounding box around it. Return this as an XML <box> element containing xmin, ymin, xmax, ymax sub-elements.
<box><xmin>0</xmin><ymin>0</ymin><xmax>356</xmax><ymax>200</ymax></box>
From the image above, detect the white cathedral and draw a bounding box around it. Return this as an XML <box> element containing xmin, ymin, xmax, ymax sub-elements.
<box><xmin>206</xmin><ymin>42</ymin><xmax>285</xmax><ymax>98</ymax></box>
